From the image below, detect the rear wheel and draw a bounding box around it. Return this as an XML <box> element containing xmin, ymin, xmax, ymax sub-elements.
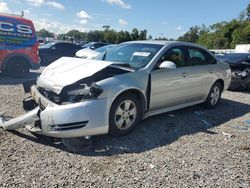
<box><xmin>109</xmin><ymin>93</ymin><xmax>142</xmax><ymax>136</ymax></box>
<box><xmin>6</xmin><ymin>58</ymin><xmax>30</xmax><ymax>78</ymax></box>
<box><xmin>204</xmin><ymin>82</ymin><xmax>222</xmax><ymax>108</ymax></box>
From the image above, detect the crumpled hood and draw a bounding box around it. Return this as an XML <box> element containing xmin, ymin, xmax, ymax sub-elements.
<box><xmin>37</xmin><ymin>57</ymin><xmax>112</xmax><ymax>94</ymax></box>
<box><xmin>75</xmin><ymin>48</ymin><xmax>100</xmax><ymax>59</ymax></box>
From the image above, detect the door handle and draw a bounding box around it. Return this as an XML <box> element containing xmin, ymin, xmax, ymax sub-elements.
<box><xmin>182</xmin><ymin>72</ymin><xmax>189</xmax><ymax>77</ymax></box>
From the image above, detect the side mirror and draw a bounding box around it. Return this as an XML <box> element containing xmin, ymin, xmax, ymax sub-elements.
<box><xmin>159</xmin><ymin>61</ymin><xmax>176</xmax><ymax>70</ymax></box>
<box><xmin>51</xmin><ymin>46</ymin><xmax>56</xmax><ymax>50</ymax></box>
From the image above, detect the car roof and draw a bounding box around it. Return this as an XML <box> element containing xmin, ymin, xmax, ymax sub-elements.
<box><xmin>123</xmin><ymin>40</ymin><xmax>209</xmax><ymax>51</ymax></box>
<box><xmin>124</xmin><ymin>40</ymin><xmax>170</xmax><ymax>45</ymax></box>
<box><xmin>54</xmin><ymin>41</ymin><xmax>78</xmax><ymax>45</ymax></box>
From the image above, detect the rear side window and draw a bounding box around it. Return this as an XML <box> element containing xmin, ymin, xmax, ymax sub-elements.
<box><xmin>188</xmin><ymin>47</ymin><xmax>216</xmax><ymax>66</ymax></box>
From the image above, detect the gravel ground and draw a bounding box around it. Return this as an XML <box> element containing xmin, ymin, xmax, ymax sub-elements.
<box><xmin>0</xmin><ymin>71</ymin><xmax>249</xmax><ymax>187</ymax></box>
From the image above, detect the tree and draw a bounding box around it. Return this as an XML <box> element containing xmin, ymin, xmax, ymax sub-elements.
<box><xmin>148</xmin><ymin>35</ymin><xmax>153</xmax><ymax>40</ymax></box>
<box><xmin>179</xmin><ymin>3</ymin><xmax>250</xmax><ymax>49</ymax></box>
<box><xmin>178</xmin><ymin>26</ymin><xmax>200</xmax><ymax>43</ymax></box>
<box><xmin>86</xmin><ymin>30</ymin><xmax>104</xmax><ymax>42</ymax></box>
<box><xmin>104</xmin><ymin>29</ymin><xmax>117</xmax><ymax>43</ymax></box>
<box><xmin>102</xmin><ymin>25</ymin><xmax>111</xmax><ymax>31</ymax></box>
<box><xmin>139</xmin><ymin>29</ymin><xmax>147</xmax><ymax>40</ymax></box>
<box><xmin>66</xmin><ymin>30</ymin><xmax>83</xmax><ymax>41</ymax></box>
<box><xmin>130</xmin><ymin>28</ymin><xmax>139</xmax><ymax>40</ymax></box>
<box><xmin>36</xmin><ymin>29</ymin><xmax>54</xmax><ymax>38</ymax></box>
<box><xmin>247</xmin><ymin>3</ymin><xmax>250</xmax><ymax>20</ymax></box>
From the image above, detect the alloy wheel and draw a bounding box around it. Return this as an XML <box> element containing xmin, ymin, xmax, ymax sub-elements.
<box><xmin>114</xmin><ymin>100</ymin><xmax>137</xmax><ymax>130</ymax></box>
<box><xmin>210</xmin><ymin>86</ymin><xmax>220</xmax><ymax>105</ymax></box>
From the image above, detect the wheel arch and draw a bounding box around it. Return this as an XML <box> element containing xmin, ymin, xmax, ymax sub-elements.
<box><xmin>2</xmin><ymin>53</ymin><xmax>31</xmax><ymax>71</ymax></box>
<box><xmin>214</xmin><ymin>79</ymin><xmax>224</xmax><ymax>91</ymax></box>
<box><xmin>111</xmin><ymin>88</ymin><xmax>147</xmax><ymax>116</ymax></box>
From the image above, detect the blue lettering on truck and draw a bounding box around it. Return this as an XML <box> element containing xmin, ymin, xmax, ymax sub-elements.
<box><xmin>0</xmin><ymin>15</ymin><xmax>37</xmax><ymax>50</ymax></box>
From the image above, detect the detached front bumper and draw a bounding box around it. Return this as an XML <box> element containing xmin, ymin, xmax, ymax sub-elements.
<box><xmin>0</xmin><ymin>86</ymin><xmax>110</xmax><ymax>138</ymax></box>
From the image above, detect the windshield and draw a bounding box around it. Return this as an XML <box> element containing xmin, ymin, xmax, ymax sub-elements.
<box><xmin>40</xmin><ymin>42</ymin><xmax>55</xmax><ymax>49</ymax></box>
<box><xmin>98</xmin><ymin>43</ymin><xmax>163</xmax><ymax>69</ymax></box>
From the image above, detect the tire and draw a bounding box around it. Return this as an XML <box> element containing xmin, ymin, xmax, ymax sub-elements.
<box><xmin>6</xmin><ymin>58</ymin><xmax>30</xmax><ymax>78</ymax></box>
<box><xmin>204</xmin><ymin>82</ymin><xmax>222</xmax><ymax>109</ymax></box>
<box><xmin>109</xmin><ymin>93</ymin><xmax>142</xmax><ymax>136</ymax></box>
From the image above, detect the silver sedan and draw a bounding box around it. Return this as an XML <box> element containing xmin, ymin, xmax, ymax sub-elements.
<box><xmin>0</xmin><ymin>41</ymin><xmax>231</xmax><ymax>138</ymax></box>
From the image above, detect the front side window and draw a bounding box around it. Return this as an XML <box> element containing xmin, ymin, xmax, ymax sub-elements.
<box><xmin>100</xmin><ymin>43</ymin><xmax>163</xmax><ymax>69</ymax></box>
<box><xmin>159</xmin><ymin>47</ymin><xmax>186</xmax><ymax>68</ymax></box>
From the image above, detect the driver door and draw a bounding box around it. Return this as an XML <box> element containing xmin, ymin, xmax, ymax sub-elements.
<box><xmin>150</xmin><ymin>46</ymin><xmax>191</xmax><ymax>110</ymax></box>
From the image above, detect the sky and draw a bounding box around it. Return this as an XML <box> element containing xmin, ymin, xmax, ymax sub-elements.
<box><xmin>0</xmin><ymin>0</ymin><xmax>249</xmax><ymax>38</ymax></box>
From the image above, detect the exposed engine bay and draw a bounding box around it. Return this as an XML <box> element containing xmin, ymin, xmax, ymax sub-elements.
<box><xmin>37</xmin><ymin>66</ymin><xmax>131</xmax><ymax>104</ymax></box>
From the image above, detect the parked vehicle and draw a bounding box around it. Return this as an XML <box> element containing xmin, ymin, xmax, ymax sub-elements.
<box><xmin>0</xmin><ymin>13</ymin><xmax>40</xmax><ymax>77</ymax></box>
<box><xmin>82</xmin><ymin>42</ymin><xmax>109</xmax><ymax>50</ymax></box>
<box><xmin>75</xmin><ymin>44</ymin><xmax>116</xmax><ymax>59</ymax></box>
<box><xmin>39</xmin><ymin>42</ymin><xmax>82</xmax><ymax>65</ymax></box>
<box><xmin>0</xmin><ymin>41</ymin><xmax>231</xmax><ymax>140</ymax></box>
<box><xmin>75</xmin><ymin>41</ymin><xmax>88</xmax><ymax>47</ymax></box>
<box><xmin>216</xmin><ymin>53</ymin><xmax>250</xmax><ymax>90</ymax></box>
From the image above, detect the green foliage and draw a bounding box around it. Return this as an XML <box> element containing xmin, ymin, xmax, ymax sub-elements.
<box><xmin>36</xmin><ymin>29</ymin><xmax>54</xmax><ymax>38</ymax></box>
<box><xmin>36</xmin><ymin>3</ymin><xmax>250</xmax><ymax>48</ymax></box>
<box><xmin>178</xmin><ymin>4</ymin><xmax>250</xmax><ymax>49</ymax></box>
<box><xmin>36</xmin><ymin>26</ymin><xmax>148</xmax><ymax>44</ymax></box>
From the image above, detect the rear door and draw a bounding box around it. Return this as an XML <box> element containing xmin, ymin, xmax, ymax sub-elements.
<box><xmin>184</xmin><ymin>46</ymin><xmax>218</xmax><ymax>101</ymax></box>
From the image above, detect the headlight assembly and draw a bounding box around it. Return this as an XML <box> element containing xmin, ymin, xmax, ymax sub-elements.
<box><xmin>67</xmin><ymin>83</ymin><xmax>103</xmax><ymax>103</ymax></box>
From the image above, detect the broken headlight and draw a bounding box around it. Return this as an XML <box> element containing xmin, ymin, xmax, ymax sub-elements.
<box><xmin>231</xmin><ymin>68</ymin><xmax>250</xmax><ymax>80</ymax></box>
<box><xmin>67</xmin><ymin>83</ymin><xmax>103</xmax><ymax>103</ymax></box>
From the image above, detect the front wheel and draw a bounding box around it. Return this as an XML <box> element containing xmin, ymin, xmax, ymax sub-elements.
<box><xmin>204</xmin><ymin>82</ymin><xmax>222</xmax><ymax>109</ymax></box>
<box><xmin>109</xmin><ymin>93</ymin><xmax>142</xmax><ymax>137</ymax></box>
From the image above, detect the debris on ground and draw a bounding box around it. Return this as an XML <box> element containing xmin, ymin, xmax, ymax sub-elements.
<box><xmin>149</xmin><ymin>164</ymin><xmax>155</xmax><ymax>169</ymax></box>
<box><xmin>222</xmin><ymin>131</ymin><xmax>235</xmax><ymax>138</ymax></box>
<box><xmin>0</xmin><ymin>74</ymin><xmax>249</xmax><ymax>187</ymax></box>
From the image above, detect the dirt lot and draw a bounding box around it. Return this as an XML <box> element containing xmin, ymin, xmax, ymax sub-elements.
<box><xmin>0</xmin><ymin>71</ymin><xmax>249</xmax><ymax>187</ymax></box>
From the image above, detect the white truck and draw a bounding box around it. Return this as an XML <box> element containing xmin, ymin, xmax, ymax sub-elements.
<box><xmin>235</xmin><ymin>44</ymin><xmax>250</xmax><ymax>53</ymax></box>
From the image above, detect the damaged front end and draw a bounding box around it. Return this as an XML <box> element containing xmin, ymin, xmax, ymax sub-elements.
<box><xmin>0</xmin><ymin>57</ymin><xmax>131</xmax><ymax>138</ymax></box>
<box><xmin>229</xmin><ymin>63</ymin><xmax>250</xmax><ymax>90</ymax></box>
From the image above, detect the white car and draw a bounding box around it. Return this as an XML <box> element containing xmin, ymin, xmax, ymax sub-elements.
<box><xmin>75</xmin><ymin>44</ymin><xmax>116</xmax><ymax>59</ymax></box>
<box><xmin>0</xmin><ymin>41</ymin><xmax>231</xmax><ymax>139</ymax></box>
